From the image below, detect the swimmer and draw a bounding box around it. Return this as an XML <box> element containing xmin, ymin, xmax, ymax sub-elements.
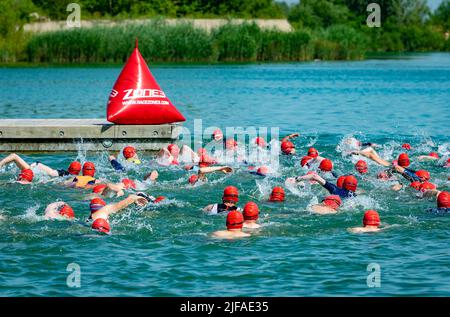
<box><xmin>109</xmin><ymin>146</ymin><xmax>142</xmax><ymax>172</ymax></box>
<box><xmin>391</xmin><ymin>164</ymin><xmax>424</xmax><ymax>183</ymax></box>
<box><xmin>211</xmin><ymin>129</ymin><xmax>223</xmax><ymax>142</ymax></box>
<box><xmin>66</xmin><ymin>162</ymin><xmax>100</xmax><ymax>189</ymax></box>
<box><xmin>90</xmin><ymin>194</ymin><xmax>149</xmax><ymax>234</ymax></box>
<box><xmin>444</xmin><ymin>158</ymin><xmax>450</xmax><ymax>168</ymax></box>
<box><xmin>211</xmin><ymin>210</ymin><xmax>250</xmax><ymax>239</ymax></box>
<box><xmin>187</xmin><ymin>165</ymin><xmax>233</xmax><ymax>185</ymax></box>
<box><xmin>0</xmin><ymin>153</ymin><xmax>35</xmax><ymax>184</ymax></box>
<box><xmin>348</xmin><ymin>210</ymin><xmax>381</xmax><ymax>233</ymax></box>
<box><xmin>418</xmin><ymin>152</ymin><xmax>440</xmax><ymax>162</ymax></box>
<box><xmin>350</xmin><ymin>147</ymin><xmax>391</xmax><ymax>167</ymax></box>
<box><xmin>402</xmin><ymin>143</ymin><xmax>412</xmax><ymax>150</ymax></box>
<box><xmin>355</xmin><ymin>160</ymin><xmax>368</xmax><ymax>174</ymax></box>
<box><xmin>249</xmin><ymin>165</ymin><xmax>270</xmax><ymax>177</ymax></box>
<box><xmin>426</xmin><ymin>191</ymin><xmax>449</xmax><ymax>214</ymax></box>
<box><xmin>242</xmin><ymin>202</ymin><xmax>261</xmax><ymax>229</ymax></box>
<box><xmin>157</xmin><ymin>144</ymin><xmax>200</xmax><ymax>166</ymax></box>
<box><xmin>280</xmin><ymin>133</ymin><xmax>299</xmax><ymax>155</ymax></box>
<box><xmin>91</xmin><ymin>178</ymin><xmax>137</xmax><ymax>198</ymax></box>
<box><xmin>269</xmin><ymin>186</ymin><xmax>285</xmax><ymax>202</ymax></box>
<box><xmin>254</xmin><ymin>137</ymin><xmax>267</xmax><ymax>149</ymax></box>
<box><xmin>300</xmin><ymin>155</ymin><xmax>313</xmax><ymax>168</ymax></box>
<box><xmin>295</xmin><ymin>173</ymin><xmax>357</xmax><ymax>199</ymax></box>
<box><xmin>157</xmin><ymin>143</ymin><xmax>181</xmax><ymax>166</ymax></box>
<box><xmin>343</xmin><ymin>137</ymin><xmax>380</xmax><ymax>151</ymax></box>
<box><xmin>311</xmin><ymin>195</ymin><xmax>342</xmax><ymax>215</ymax></box>
<box><xmin>29</xmin><ymin>161</ymin><xmax>81</xmax><ymax>178</ymax></box>
<box><xmin>318</xmin><ymin>158</ymin><xmax>334</xmax><ymax>174</ymax></box>
<box><xmin>44</xmin><ymin>202</ymin><xmax>75</xmax><ymax>220</ymax></box>
<box><xmin>204</xmin><ymin>186</ymin><xmax>240</xmax><ymax>214</ymax></box>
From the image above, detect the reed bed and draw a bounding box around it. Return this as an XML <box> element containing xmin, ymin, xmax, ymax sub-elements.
<box><xmin>25</xmin><ymin>20</ymin><xmax>370</xmax><ymax>63</ymax></box>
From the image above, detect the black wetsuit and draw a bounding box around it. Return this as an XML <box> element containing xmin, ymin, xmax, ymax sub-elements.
<box><xmin>217</xmin><ymin>204</ymin><xmax>238</xmax><ymax>213</ymax></box>
<box><xmin>322</xmin><ymin>181</ymin><xmax>356</xmax><ymax>199</ymax></box>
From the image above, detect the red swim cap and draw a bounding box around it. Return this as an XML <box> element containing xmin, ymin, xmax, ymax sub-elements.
<box><xmin>212</xmin><ymin>129</ymin><xmax>223</xmax><ymax>141</ymax></box>
<box><xmin>319</xmin><ymin>159</ymin><xmax>333</xmax><ymax>172</ymax></box>
<box><xmin>363</xmin><ymin>210</ymin><xmax>380</xmax><ymax>227</ymax></box>
<box><xmin>419</xmin><ymin>181</ymin><xmax>436</xmax><ymax>192</ymax></box>
<box><xmin>415</xmin><ymin>170</ymin><xmax>430</xmax><ymax>182</ymax></box>
<box><xmin>92</xmin><ymin>184</ymin><xmax>107</xmax><ymax>194</ymax></box>
<box><xmin>398</xmin><ymin>153</ymin><xmax>410</xmax><ymax>167</ymax></box>
<box><xmin>343</xmin><ymin>175</ymin><xmax>358</xmax><ymax>192</ymax></box>
<box><xmin>153</xmin><ymin>196</ymin><xmax>166</xmax><ymax>203</ymax></box>
<box><xmin>18</xmin><ymin>169</ymin><xmax>34</xmax><ymax>182</ymax></box>
<box><xmin>68</xmin><ymin>161</ymin><xmax>81</xmax><ymax>175</ymax></box>
<box><xmin>446</xmin><ymin>158</ymin><xmax>450</xmax><ymax>167</ymax></box>
<box><xmin>122</xmin><ymin>178</ymin><xmax>136</xmax><ymax>189</ymax></box>
<box><xmin>226</xmin><ymin>211</ymin><xmax>244</xmax><ymax>230</ymax></box>
<box><xmin>59</xmin><ymin>204</ymin><xmax>75</xmax><ymax>218</ymax></box>
<box><xmin>336</xmin><ymin>175</ymin><xmax>346</xmax><ymax>188</ymax></box>
<box><xmin>82</xmin><ymin>162</ymin><xmax>96</xmax><ymax>177</ymax></box>
<box><xmin>355</xmin><ymin>160</ymin><xmax>368</xmax><ymax>174</ymax></box>
<box><xmin>255</xmin><ymin>137</ymin><xmax>266</xmax><ymax>147</ymax></box>
<box><xmin>92</xmin><ymin>218</ymin><xmax>110</xmax><ymax>233</ymax></box>
<box><xmin>123</xmin><ymin>146</ymin><xmax>136</xmax><ymax>159</ymax></box>
<box><xmin>188</xmin><ymin>174</ymin><xmax>199</xmax><ymax>185</ymax></box>
<box><xmin>402</xmin><ymin>143</ymin><xmax>411</xmax><ymax>150</ymax></box>
<box><xmin>437</xmin><ymin>191</ymin><xmax>449</xmax><ymax>209</ymax></box>
<box><xmin>269</xmin><ymin>186</ymin><xmax>285</xmax><ymax>202</ymax></box>
<box><xmin>90</xmin><ymin>198</ymin><xmax>106</xmax><ymax>213</ymax></box>
<box><xmin>225</xmin><ymin>139</ymin><xmax>238</xmax><ymax>151</ymax></box>
<box><xmin>429</xmin><ymin>152</ymin><xmax>439</xmax><ymax>159</ymax></box>
<box><xmin>410</xmin><ymin>181</ymin><xmax>421</xmax><ymax>190</ymax></box>
<box><xmin>223</xmin><ymin>186</ymin><xmax>239</xmax><ymax>203</ymax></box>
<box><xmin>307</xmin><ymin>147</ymin><xmax>319</xmax><ymax>158</ymax></box>
<box><xmin>243</xmin><ymin>202</ymin><xmax>259</xmax><ymax>221</ymax></box>
<box><xmin>167</xmin><ymin>144</ymin><xmax>180</xmax><ymax>156</ymax></box>
<box><xmin>257</xmin><ymin>166</ymin><xmax>269</xmax><ymax>176</ymax></box>
<box><xmin>281</xmin><ymin>141</ymin><xmax>295</xmax><ymax>155</ymax></box>
<box><xmin>322</xmin><ymin>195</ymin><xmax>342</xmax><ymax>210</ymax></box>
<box><xmin>300</xmin><ymin>156</ymin><xmax>313</xmax><ymax>167</ymax></box>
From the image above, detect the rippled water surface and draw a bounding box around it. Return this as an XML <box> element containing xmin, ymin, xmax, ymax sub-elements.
<box><xmin>0</xmin><ymin>53</ymin><xmax>449</xmax><ymax>296</ymax></box>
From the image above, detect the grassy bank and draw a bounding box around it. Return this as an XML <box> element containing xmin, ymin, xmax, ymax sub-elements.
<box><xmin>24</xmin><ymin>20</ymin><xmax>368</xmax><ymax>64</ymax></box>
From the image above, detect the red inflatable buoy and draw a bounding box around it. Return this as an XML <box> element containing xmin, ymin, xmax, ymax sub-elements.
<box><xmin>107</xmin><ymin>39</ymin><xmax>186</xmax><ymax>125</ymax></box>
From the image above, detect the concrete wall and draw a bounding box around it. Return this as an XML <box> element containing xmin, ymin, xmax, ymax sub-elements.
<box><xmin>0</xmin><ymin>119</ymin><xmax>181</xmax><ymax>152</ymax></box>
<box><xmin>24</xmin><ymin>18</ymin><xmax>293</xmax><ymax>33</ymax></box>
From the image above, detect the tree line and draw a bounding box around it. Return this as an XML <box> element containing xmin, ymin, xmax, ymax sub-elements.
<box><xmin>1</xmin><ymin>0</ymin><xmax>449</xmax><ymax>63</ymax></box>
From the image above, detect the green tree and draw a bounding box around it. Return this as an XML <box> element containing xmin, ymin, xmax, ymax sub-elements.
<box><xmin>432</xmin><ymin>0</ymin><xmax>450</xmax><ymax>31</ymax></box>
<box><xmin>288</xmin><ymin>0</ymin><xmax>350</xmax><ymax>29</ymax></box>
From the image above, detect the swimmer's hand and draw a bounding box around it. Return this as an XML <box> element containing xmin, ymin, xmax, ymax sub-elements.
<box><xmin>221</xmin><ymin>167</ymin><xmax>233</xmax><ymax>174</ymax></box>
<box><xmin>131</xmin><ymin>194</ymin><xmax>149</xmax><ymax>207</ymax></box>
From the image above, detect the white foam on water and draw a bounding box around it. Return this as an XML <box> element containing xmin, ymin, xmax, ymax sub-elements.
<box><xmin>17</xmin><ymin>204</ymin><xmax>45</xmax><ymax>222</ymax></box>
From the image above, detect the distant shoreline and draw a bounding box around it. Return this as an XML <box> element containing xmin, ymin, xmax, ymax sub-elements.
<box><xmin>2</xmin><ymin>52</ymin><xmax>448</xmax><ymax>68</ymax></box>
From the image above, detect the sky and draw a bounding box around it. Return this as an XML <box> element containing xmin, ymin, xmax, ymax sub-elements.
<box><xmin>281</xmin><ymin>0</ymin><xmax>443</xmax><ymax>11</ymax></box>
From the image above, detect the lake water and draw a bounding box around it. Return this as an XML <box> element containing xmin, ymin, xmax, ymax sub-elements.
<box><xmin>0</xmin><ymin>53</ymin><xmax>449</xmax><ymax>296</ymax></box>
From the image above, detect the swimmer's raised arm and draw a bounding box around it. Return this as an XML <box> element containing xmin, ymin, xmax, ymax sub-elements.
<box><xmin>0</xmin><ymin>153</ymin><xmax>30</xmax><ymax>170</ymax></box>
<box><xmin>199</xmin><ymin>166</ymin><xmax>233</xmax><ymax>174</ymax></box>
<box><xmin>102</xmin><ymin>182</ymin><xmax>125</xmax><ymax>197</ymax></box>
<box><xmin>30</xmin><ymin>162</ymin><xmax>59</xmax><ymax>177</ymax></box>
<box><xmin>417</xmin><ymin>155</ymin><xmax>439</xmax><ymax>162</ymax></box>
<box><xmin>281</xmin><ymin>133</ymin><xmax>299</xmax><ymax>143</ymax></box>
<box><xmin>101</xmin><ymin>194</ymin><xmax>147</xmax><ymax>217</ymax></box>
<box><xmin>351</xmin><ymin>147</ymin><xmax>390</xmax><ymax>167</ymax></box>
<box><xmin>297</xmin><ymin>173</ymin><xmax>326</xmax><ymax>186</ymax></box>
